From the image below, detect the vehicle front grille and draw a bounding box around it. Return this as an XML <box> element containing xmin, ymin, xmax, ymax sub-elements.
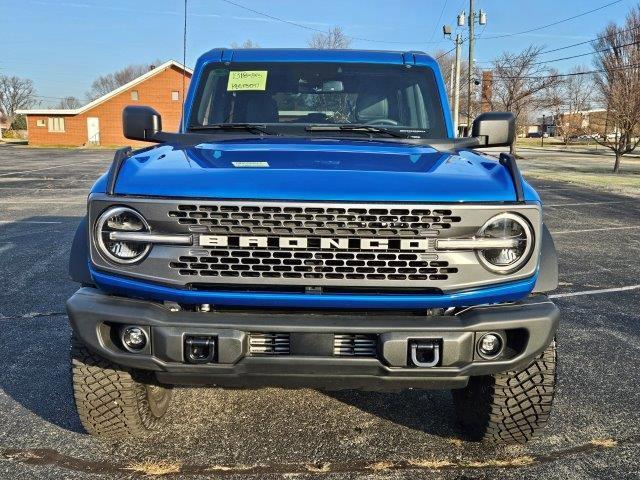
<box><xmin>170</xmin><ymin>251</ymin><xmax>457</xmax><ymax>282</ymax></box>
<box><xmin>249</xmin><ymin>333</ymin><xmax>290</xmax><ymax>355</ymax></box>
<box><xmin>89</xmin><ymin>197</ymin><xmax>543</xmax><ymax>292</ymax></box>
<box><xmin>333</xmin><ymin>334</ymin><xmax>377</xmax><ymax>357</ymax></box>
<box><xmin>169</xmin><ymin>204</ymin><xmax>461</xmax><ymax>237</ymax></box>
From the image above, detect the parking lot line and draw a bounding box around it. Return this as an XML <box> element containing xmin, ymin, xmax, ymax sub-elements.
<box><xmin>553</xmin><ymin>226</ymin><xmax>640</xmax><ymax>234</ymax></box>
<box><xmin>0</xmin><ymin>200</ymin><xmax>85</xmax><ymax>204</ymax></box>
<box><xmin>550</xmin><ymin>284</ymin><xmax>640</xmax><ymax>298</ymax></box>
<box><xmin>0</xmin><ymin>220</ymin><xmax>62</xmax><ymax>224</ymax></box>
<box><xmin>0</xmin><ymin>161</ymin><xmax>93</xmax><ymax>177</ymax></box>
<box><xmin>545</xmin><ymin>201</ymin><xmax>634</xmax><ymax>207</ymax></box>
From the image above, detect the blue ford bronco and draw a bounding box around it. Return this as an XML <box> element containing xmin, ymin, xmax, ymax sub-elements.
<box><xmin>67</xmin><ymin>48</ymin><xmax>559</xmax><ymax>444</ymax></box>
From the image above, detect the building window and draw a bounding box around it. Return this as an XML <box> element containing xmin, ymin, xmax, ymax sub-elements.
<box><xmin>171</xmin><ymin>90</ymin><xmax>180</xmax><ymax>101</ymax></box>
<box><xmin>36</xmin><ymin>119</ymin><xmax>46</xmax><ymax>127</ymax></box>
<box><xmin>131</xmin><ymin>90</ymin><xmax>139</xmax><ymax>101</ymax></box>
<box><xmin>48</xmin><ymin>117</ymin><xmax>65</xmax><ymax>132</ymax></box>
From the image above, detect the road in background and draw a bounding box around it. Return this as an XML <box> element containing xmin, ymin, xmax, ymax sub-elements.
<box><xmin>0</xmin><ymin>146</ymin><xmax>638</xmax><ymax>479</ymax></box>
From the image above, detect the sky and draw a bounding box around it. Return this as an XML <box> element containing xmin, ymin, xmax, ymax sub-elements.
<box><xmin>1</xmin><ymin>0</ymin><xmax>636</xmax><ymax>107</ymax></box>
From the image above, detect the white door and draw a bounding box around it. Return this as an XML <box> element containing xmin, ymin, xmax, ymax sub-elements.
<box><xmin>87</xmin><ymin>117</ymin><xmax>100</xmax><ymax>144</ymax></box>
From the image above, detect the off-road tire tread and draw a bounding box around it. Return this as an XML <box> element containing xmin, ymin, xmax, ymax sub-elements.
<box><xmin>70</xmin><ymin>334</ymin><xmax>169</xmax><ymax>438</ymax></box>
<box><xmin>453</xmin><ymin>340</ymin><xmax>556</xmax><ymax>444</ymax></box>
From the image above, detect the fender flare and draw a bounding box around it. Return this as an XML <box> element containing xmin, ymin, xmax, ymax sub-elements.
<box><xmin>69</xmin><ymin>216</ymin><xmax>93</xmax><ymax>285</ymax></box>
<box><xmin>532</xmin><ymin>224</ymin><xmax>558</xmax><ymax>293</ymax></box>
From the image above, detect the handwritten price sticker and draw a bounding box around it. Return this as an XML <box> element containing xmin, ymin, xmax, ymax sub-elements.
<box><xmin>227</xmin><ymin>71</ymin><xmax>268</xmax><ymax>91</ymax></box>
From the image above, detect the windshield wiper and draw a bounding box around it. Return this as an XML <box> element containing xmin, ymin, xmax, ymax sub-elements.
<box><xmin>305</xmin><ymin>124</ymin><xmax>409</xmax><ymax>138</ymax></box>
<box><xmin>189</xmin><ymin>123</ymin><xmax>273</xmax><ymax>135</ymax></box>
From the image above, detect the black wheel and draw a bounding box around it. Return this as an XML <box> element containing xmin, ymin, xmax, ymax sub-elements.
<box><xmin>70</xmin><ymin>333</ymin><xmax>172</xmax><ymax>438</ymax></box>
<box><xmin>452</xmin><ymin>340</ymin><xmax>556</xmax><ymax>444</ymax></box>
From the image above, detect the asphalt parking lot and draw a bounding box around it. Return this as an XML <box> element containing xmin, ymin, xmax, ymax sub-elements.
<box><xmin>0</xmin><ymin>145</ymin><xmax>638</xmax><ymax>479</ymax></box>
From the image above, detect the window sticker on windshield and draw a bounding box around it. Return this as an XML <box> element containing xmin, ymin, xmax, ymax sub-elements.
<box><xmin>227</xmin><ymin>71</ymin><xmax>268</xmax><ymax>91</ymax></box>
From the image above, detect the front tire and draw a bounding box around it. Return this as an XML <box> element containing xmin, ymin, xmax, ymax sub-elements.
<box><xmin>70</xmin><ymin>334</ymin><xmax>172</xmax><ymax>438</ymax></box>
<box><xmin>452</xmin><ymin>340</ymin><xmax>557</xmax><ymax>444</ymax></box>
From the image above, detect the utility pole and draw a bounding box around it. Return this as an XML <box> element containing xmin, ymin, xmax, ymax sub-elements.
<box><xmin>453</xmin><ymin>34</ymin><xmax>462</xmax><ymax>136</ymax></box>
<box><xmin>449</xmin><ymin>64</ymin><xmax>454</xmax><ymax>107</ymax></box>
<box><xmin>461</xmin><ymin>3</ymin><xmax>486</xmax><ymax>134</ymax></box>
<box><xmin>443</xmin><ymin>25</ymin><xmax>462</xmax><ymax>136</ymax></box>
<box><xmin>467</xmin><ymin>0</ymin><xmax>474</xmax><ymax>133</ymax></box>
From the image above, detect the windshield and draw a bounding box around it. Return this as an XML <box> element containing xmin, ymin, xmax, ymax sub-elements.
<box><xmin>189</xmin><ymin>62</ymin><xmax>447</xmax><ymax>138</ymax></box>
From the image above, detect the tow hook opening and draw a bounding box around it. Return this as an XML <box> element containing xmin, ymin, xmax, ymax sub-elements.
<box><xmin>409</xmin><ymin>339</ymin><xmax>441</xmax><ymax>368</ymax></box>
<box><xmin>184</xmin><ymin>336</ymin><xmax>217</xmax><ymax>364</ymax></box>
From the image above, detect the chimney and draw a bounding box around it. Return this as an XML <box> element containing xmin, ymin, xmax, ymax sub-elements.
<box><xmin>481</xmin><ymin>70</ymin><xmax>493</xmax><ymax>113</ymax></box>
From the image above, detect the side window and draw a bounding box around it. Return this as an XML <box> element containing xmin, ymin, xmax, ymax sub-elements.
<box><xmin>130</xmin><ymin>90</ymin><xmax>139</xmax><ymax>101</ymax></box>
<box><xmin>48</xmin><ymin>117</ymin><xmax>65</xmax><ymax>132</ymax></box>
<box><xmin>171</xmin><ymin>91</ymin><xmax>180</xmax><ymax>101</ymax></box>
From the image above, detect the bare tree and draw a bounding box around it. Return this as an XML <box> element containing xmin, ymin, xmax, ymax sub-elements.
<box><xmin>590</xmin><ymin>6</ymin><xmax>640</xmax><ymax>173</ymax></box>
<box><xmin>86</xmin><ymin>60</ymin><xmax>162</xmax><ymax>101</ymax></box>
<box><xmin>231</xmin><ymin>39</ymin><xmax>260</xmax><ymax>48</ymax></box>
<box><xmin>489</xmin><ymin>46</ymin><xmax>560</xmax><ymax>155</ymax></box>
<box><xmin>552</xmin><ymin>66</ymin><xmax>593</xmax><ymax>145</ymax></box>
<box><xmin>307</xmin><ymin>27</ymin><xmax>352</xmax><ymax>49</ymax></box>
<box><xmin>55</xmin><ymin>96</ymin><xmax>82</xmax><ymax>109</ymax></box>
<box><xmin>0</xmin><ymin>75</ymin><xmax>37</xmax><ymax>125</ymax></box>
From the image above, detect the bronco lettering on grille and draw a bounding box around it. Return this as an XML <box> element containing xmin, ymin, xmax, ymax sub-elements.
<box><xmin>199</xmin><ymin>235</ymin><xmax>431</xmax><ymax>251</ymax></box>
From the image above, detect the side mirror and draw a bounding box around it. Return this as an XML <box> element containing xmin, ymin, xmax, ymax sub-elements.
<box><xmin>123</xmin><ymin>106</ymin><xmax>162</xmax><ymax>142</ymax></box>
<box><xmin>472</xmin><ymin>112</ymin><xmax>515</xmax><ymax>147</ymax></box>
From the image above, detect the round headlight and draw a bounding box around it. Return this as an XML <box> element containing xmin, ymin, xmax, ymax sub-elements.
<box><xmin>477</xmin><ymin>213</ymin><xmax>533</xmax><ymax>274</ymax></box>
<box><xmin>95</xmin><ymin>206</ymin><xmax>151</xmax><ymax>264</ymax></box>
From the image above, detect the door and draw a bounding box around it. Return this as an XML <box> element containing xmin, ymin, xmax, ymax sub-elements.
<box><xmin>87</xmin><ymin>117</ymin><xmax>100</xmax><ymax>145</ymax></box>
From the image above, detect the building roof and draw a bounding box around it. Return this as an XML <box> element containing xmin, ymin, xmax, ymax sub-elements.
<box><xmin>16</xmin><ymin>60</ymin><xmax>192</xmax><ymax>116</ymax></box>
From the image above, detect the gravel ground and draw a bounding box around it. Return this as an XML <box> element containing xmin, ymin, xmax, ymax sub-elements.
<box><xmin>0</xmin><ymin>145</ymin><xmax>638</xmax><ymax>479</ymax></box>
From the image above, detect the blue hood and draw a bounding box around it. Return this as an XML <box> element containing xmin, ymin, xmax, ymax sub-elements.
<box><xmin>111</xmin><ymin>138</ymin><xmax>525</xmax><ymax>202</ymax></box>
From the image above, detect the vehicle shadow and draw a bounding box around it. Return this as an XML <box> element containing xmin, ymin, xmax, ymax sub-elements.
<box><xmin>0</xmin><ymin>215</ymin><xmax>84</xmax><ymax>434</ymax></box>
<box><xmin>323</xmin><ymin>388</ymin><xmax>462</xmax><ymax>440</ymax></box>
<box><xmin>0</xmin><ymin>214</ymin><xmax>462</xmax><ymax>441</ymax></box>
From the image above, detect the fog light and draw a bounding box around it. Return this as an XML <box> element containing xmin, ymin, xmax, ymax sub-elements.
<box><xmin>478</xmin><ymin>333</ymin><xmax>502</xmax><ymax>358</ymax></box>
<box><xmin>121</xmin><ymin>326</ymin><xmax>148</xmax><ymax>352</ymax></box>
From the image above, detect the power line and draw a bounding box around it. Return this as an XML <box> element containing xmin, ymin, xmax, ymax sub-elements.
<box><xmin>480</xmin><ymin>0</ymin><xmax>622</xmax><ymax>40</ymax></box>
<box><xmin>33</xmin><ymin>95</ymin><xmax>71</xmax><ymax>100</ymax></box>
<box><xmin>476</xmin><ymin>25</ymin><xmax>640</xmax><ymax>64</ymax></box>
<box><xmin>491</xmin><ymin>62</ymin><xmax>640</xmax><ymax>80</ymax></box>
<box><xmin>529</xmin><ymin>39</ymin><xmax>640</xmax><ymax>66</ymax></box>
<box><xmin>538</xmin><ymin>25</ymin><xmax>640</xmax><ymax>55</ymax></box>
<box><xmin>435</xmin><ymin>39</ymin><xmax>466</xmax><ymax>60</ymax></box>
<box><xmin>477</xmin><ymin>37</ymin><xmax>640</xmax><ymax>67</ymax></box>
<box><xmin>220</xmin><ymin>0</ymin><xmax>443</xmax><ymax>45</ymax></box>
<box><xmin>427</xmin><ymin>0</ymin><xmax>449</xmax><ymax>44</ymax></box>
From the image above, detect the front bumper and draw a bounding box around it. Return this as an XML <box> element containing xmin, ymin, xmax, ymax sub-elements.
<box><xmin>67</xmin><ymin>288</ymin><xmax>559</xmax><ymax>391</ymax></box>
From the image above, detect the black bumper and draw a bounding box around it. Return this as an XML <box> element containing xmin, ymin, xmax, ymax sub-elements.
<box><xmin>67</xmin><ymin>288</ymin><xmax>559</xmax><ymax>391</ymax></box>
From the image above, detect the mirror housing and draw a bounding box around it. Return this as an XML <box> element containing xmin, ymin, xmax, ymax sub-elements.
<box><xmin>123</xmin><ymin>106</ymin><xmax>162</xmax><ymax>142</ymax></box>
<box><xmin>472</xmin><ymin>112</ymin><xmax>515</xmax><ymax>147</ymax></box>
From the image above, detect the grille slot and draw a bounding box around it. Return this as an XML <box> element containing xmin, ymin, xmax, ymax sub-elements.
<box><xmin>249</xmin><ymin>333</ymin><xmax>290</xmax><ymax>355</ymax></box>
<box><xmin>171</xmin><ymin>251</ymin><xmax>457</xmax><ymax>282</ymax></box>
<box><xmin>334</xmin><ymin>334</ymin><xmax>377</xmax><ymax>357</ymax></box>
<box><xmin>169</xmin><ymin>204</ymin><xmax>461</xmax><ymax>237</ymax></box>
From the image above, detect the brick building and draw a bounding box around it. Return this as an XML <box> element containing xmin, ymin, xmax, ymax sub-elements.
<box><xmin>17</xmin><ymin>60</ymin><xmax>192</xmax><ymax>147</ymax></box>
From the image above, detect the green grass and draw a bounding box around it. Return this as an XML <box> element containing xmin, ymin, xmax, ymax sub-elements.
<box><xmin>518</xmin><ymin>152</ymin><xmax>640</xmax><ymax>197</ymax></box>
